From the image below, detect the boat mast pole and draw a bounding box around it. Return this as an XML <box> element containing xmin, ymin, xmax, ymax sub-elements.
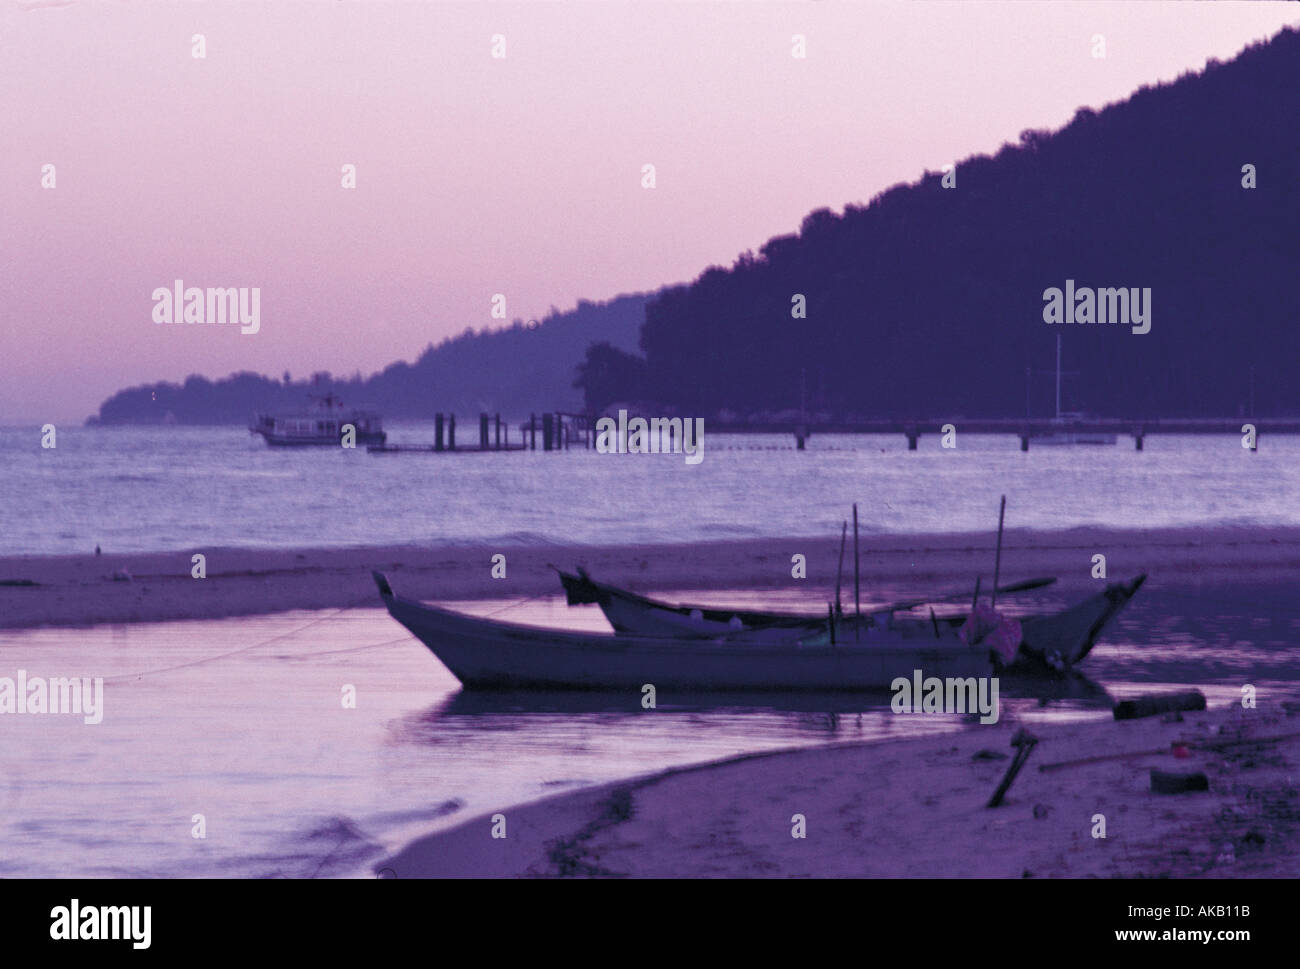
<box><xmin>835</xmin><ymin>520</ymin><xmax>847</xmax><ymax>616</ymax></box>
<box><xmin>991</xmin><ymin>495</ymin><xmax>1007</xmax><ymax>610</ymax></box>
<box><xmin>852</xmin><ymin>503</ymin><xmax>861</xmax><ymax>642</ymax></box>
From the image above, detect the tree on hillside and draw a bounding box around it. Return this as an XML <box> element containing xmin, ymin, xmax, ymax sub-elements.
<box><xmin>636</xmin><ymin>27</ymin><xmax>1300</xmax><ymax>419</ymax></box>
<box><xmin>574</xmin><ymin>342</ymin><xmax>647</xmax><ymax>413</ymax></box>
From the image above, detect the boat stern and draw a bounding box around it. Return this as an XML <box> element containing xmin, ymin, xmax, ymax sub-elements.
<box><xmin>555</xmin><ymin>566</ymin><xmax>605</xmax><ymax>605</ymax></box>
<box><xmin>1017</xmin><ymin>573</ymin><xmax>1147</xmax><ymax>672</ymax></box>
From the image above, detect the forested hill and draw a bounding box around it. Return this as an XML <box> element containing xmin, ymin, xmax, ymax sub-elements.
<box><xmin>89</xmin><ymin>294</ymin><xmax>648</xmax><ymax>424</ymax></box>
<box><xmin>95</xmin><ymin>28</ymin><xmax>1300</xmax><ymax>426</ymax></box>
<box><xmin>590</xmin><ymin>27</ymin><xmax>1299</xmax><ymax>420</ymax></box>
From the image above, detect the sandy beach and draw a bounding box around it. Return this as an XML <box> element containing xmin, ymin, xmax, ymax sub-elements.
<box><xmin>377</xmin><ymin>699</ymin><xmax>1300</xmax><ymax>878</ymax></box>
<box><xmin>3</xmin><ymin>523</ymin><xmax>1299</xmax><ymax>630</ymax></box>
<box><xmin>7</xmin><ymin>522</ymin><xmax>1298</xmax><ymax>878</ymax></box>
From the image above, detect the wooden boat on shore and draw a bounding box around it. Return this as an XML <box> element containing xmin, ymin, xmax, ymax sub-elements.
<box><xmin>556</xmin><ymin>568</ymin><xmax>1146</xmax><ymax>672</ymax></box>
<box><xmin>558</xmin><ymin>567</ymin><xmax>831</xmax><ymax>639</ymax></box>
<box><xmin>372</xmin><ymin>572</ymin><xmax>995</xmax><ymax>692</ymax></box>
<box><xmin>1015</xmin><ymin>575</ymin><xmax>1145</xmax><ymax>669</ymax></box>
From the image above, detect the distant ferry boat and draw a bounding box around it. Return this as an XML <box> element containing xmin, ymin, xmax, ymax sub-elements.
<box><xmin>250</xmin><ymin>393</ymin><xmax>386</xmax><ymax>447</ymax></box>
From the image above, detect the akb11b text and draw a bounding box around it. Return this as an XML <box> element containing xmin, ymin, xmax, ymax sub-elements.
<box><xmin>1130</xmin><ymin>906</ymin><xmax>1250</xmax><ymax>920</ymax></box>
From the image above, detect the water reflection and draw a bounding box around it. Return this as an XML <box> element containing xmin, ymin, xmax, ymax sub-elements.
<box><xmin>423</xmin><ymin>671</ymin><xmax>1115</xmax><ymax>719</ymax></box>
<box><xmin>1</xmin><ymin>584</ymin><xmax>1295</xmax><ymax>878</ymax></box>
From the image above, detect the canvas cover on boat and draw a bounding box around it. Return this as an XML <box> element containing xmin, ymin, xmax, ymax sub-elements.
<box><xmin>959</xmin><ymin>603</ymin><xmax>1022</xmax><ymax>664</ymax></box>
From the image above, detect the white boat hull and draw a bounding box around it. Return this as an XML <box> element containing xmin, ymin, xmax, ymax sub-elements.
<box><xmin>374</xmin><ymin>574</ymin><xmax>994</xmax><ymax>692</ymax></box>
<box><xmin>561</xmin><ymin>570</ymin><xmax>1146</xmax><ymax>672</ymax></box>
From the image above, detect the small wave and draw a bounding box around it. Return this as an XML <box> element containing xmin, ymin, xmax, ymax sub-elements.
<box><xmin>477</xmin><ymin>531</ymin><xmax>571</xmax><ymax>546</ymax></box>
<box><xmin>698</xmin><ymin>523</ymin><xmax>760</xmax><ymax>536</ymax></box>
<box><xmin>206</xmin><ymin>469</ymin><xmax>301</xmax><ymax>480</ymax></box>
<box><xmin>286</xmin><ymin>815</ymin><xmax>386</xmax><ymax>878</ymax></box>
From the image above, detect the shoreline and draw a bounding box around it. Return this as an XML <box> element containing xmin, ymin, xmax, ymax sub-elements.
<box><xmin>376</xmin><ymin>699</ymin><xmax>1300</xmax><ymax>878</ymax></box>
<box><xmin>3</xmin><ymin>523</ymin><xmax>1299</xmax><ymax>630</ymax></box>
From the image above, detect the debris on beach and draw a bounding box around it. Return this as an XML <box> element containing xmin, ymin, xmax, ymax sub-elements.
<box><xmin>1151</xmin><ymin>769</ymin><xmax>1210</xmax><ymax>795</ymax></box>
<box><xmin>375</xmin><ymin>700</ymin><xmax>1300</xmax><ymax>878</ymax></box>
<box><xmin>986</xmin><ymin>727</ymin><xmax>1040</xmax><ymax>807</ymax></box>
<box><xmin>1113</xmin><ymin>690</ymin><xmax>1206</xmax><ymax>721</ymax></box>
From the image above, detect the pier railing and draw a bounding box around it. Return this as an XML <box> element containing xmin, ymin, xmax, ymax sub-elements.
<box><xmin>368</xmin><ymin>414</ymin><xmax>1291</xmax><ymax>454</ymax></box>
<box><xmin>711</xmin><ymin>417</ymin><xmax>1295</xmax><ymax>450</ymax></box>
<box><xmin>368</xmin><ymin>412</ymin><xmax>594</xmax><ymax>454</ymax></box>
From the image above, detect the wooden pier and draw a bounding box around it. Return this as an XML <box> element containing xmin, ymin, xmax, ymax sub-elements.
<box><xmin>711</xmin><ymin>417</ymin><xmax>1295</xmax><ymax>451</ymax></box>
<box><xmin>367</xmin><ymin>412</ymin><xmax>1292</xmax><ymax>455</ymax></box>
<box><xmin>368</xmin><ymin>412</ymin><xmax>595</xmax><ymax>455</ymax></box>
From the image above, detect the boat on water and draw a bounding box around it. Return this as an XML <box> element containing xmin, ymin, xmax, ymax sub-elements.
<box><xmin>1031</xmin><ymin>334</ymin><xmax>1117</xmax><ymax>445</ymax></box>
<box><xmin>249</xmin><ymin>393</ymin><xmax>386</xmax><ymax>447</ymax></box>
<box><xmin>1032</xmin><ymin>417</ymin><xmax>1117</xmax><ymax>447</ymax></box>
<box><xmin>555</xmin><ymin>568</ymin><xmax>1146</xmax><ymax>673</ymax></box>
<box><xmin>371</xmin><ymin>572</ymin><xmax>996</xmax><ymax>692</ymax></box>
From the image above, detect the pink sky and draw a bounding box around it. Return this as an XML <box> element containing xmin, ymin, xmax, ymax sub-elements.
<box><xmin>3</xmin><ymin>1</ymin><xmax>1296</xmax><ymax>424</ymax></box>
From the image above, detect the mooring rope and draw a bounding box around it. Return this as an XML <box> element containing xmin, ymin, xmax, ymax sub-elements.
<box><xmin>104</xmin><ymin>594</ymin><xmax>376</xmax><ymax>682</ymax></box>
<box><xmin>480</xmin><ymin>590</ymin><xmax>558</xmax><ymax>618</ymax></box>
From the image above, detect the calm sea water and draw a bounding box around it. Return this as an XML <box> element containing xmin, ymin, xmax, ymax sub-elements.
<box><xmin>0</xmin><ymin>586</ymin><xmax>1297</xmax><ymax>878</ymax></box>
<box><xmin>1</xmin><ymin>423</ymin><xmax>1297</xmax><ymax>555</ymax></box>
<box><xmin>2</xmin><ymin>424</ymin><xmax>1297</xmax><ymax>877</ymax></box>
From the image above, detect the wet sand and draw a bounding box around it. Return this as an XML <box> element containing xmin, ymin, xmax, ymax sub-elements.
<box><xmin>6</xmin><ymin>525</ymin><xmax>1298</xmax><ymax>878</ymax></box>
<box><xmin>378</xmin><ymin>700</ymin><xmax>1300</xmax><ymax>878</ymax></box>
<box><xmin>3</xmin><ymin>523</ymin><xmax>1299</xmax><ymax>629</ymax></box>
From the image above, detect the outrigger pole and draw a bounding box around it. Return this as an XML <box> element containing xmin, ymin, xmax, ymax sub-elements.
<box><xmin>834</xmin><ymin>520</ymin><xmax>847</xmax><ymax>617</ymax></box>
<box><xmin>991</xmin><ymin>495</ymin><xmax>1007</xmax><ymax>610</ymax></box>
<box><xmin>853</xmin><ymin>503</ymin><xmax>861</xmax><ymax>642</ymax></box>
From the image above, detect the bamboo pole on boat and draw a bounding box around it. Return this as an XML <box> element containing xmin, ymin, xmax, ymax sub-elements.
<box><xmin>834</xmin><ymin>520</ymin><xmax>847</xmax><ymax>616</ymax></box>
<box><xmin>991</xmin><ymin>495</ymin><xmax>1007</xmax><ymax>609</ymax></box>
<box><xmin>883</xmin><ymin>576</ymin><xmax>1053</xmax><ymax>616</ymax></box>
<box><xmin>852</xmin><ymin>503</ymin><xmax>861</xmax><ymax>641</ymax></box>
